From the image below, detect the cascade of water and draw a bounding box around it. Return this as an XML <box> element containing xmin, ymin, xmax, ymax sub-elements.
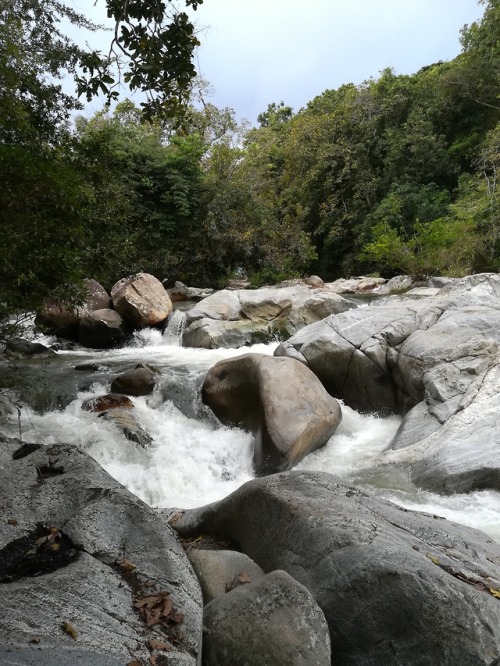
<box><xmin>2</xmin><ymin>329</ymin><xmax>500</xmax><ymax>542</ymax></box>
<box><xmin>162</xmin><ymin>309</ymin><xmax>187</xmax><ymax>346</ymax></box>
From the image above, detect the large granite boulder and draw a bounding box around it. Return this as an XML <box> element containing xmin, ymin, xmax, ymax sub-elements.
<box><xmin>183</xmin><ymin>318</ymin><xmax>257</xmax><ymax>350</ymax></box>
<box><xmin>174</xmin><ymin>471</ymin><xmax>500</xmax><ymax>665</ymax></box>
<box><xmin>202</xmin><ymin>353</ymin><xmax>342</xmax><ymax>475</ymax></box>
<box><xmin>276</xmin><ymin>299</ymin><xmax>442</xmax><ymax>414</ymax></box>
<box><xmin>202</xmin><ymin>570</ymin><xmax>331</xmax><ymax>666</ymax></box>
<box><xmin>78</xmin><ymin>308</ymin><xmax>129</xmax><ymax>349</ymax></box>
<box><xmin>183</xmin><ymin>284</ymin><xmax>355</xmax><ymax>349</ymax></box>
<box><xmin>82</xmin><ymin>278</ymin><xmax>112</xmax><ymax>311</ymax></box>
<box><xmin>0</xmin><ymin>440</ymin><xmax>202</xmax><ymax>665</ymax></box>
<box><xmin>111</xmin><ymin>272</ymin><xmax>172</xmax><ymax>328</ymax></box>
<box><xmin>377</xmin><ymin>362</ymin><xmax>500</xmax><ymax>493</ymax></box>
<box><xmin>276</xmin><ymin>274</ymin><xmax>500</xmax><ymax>494</ymax></box>
<box><xmin>35</xmin><ymin>300</ymin><xmax>83</xmax><ymax>339</ymax></box>
<box><xmin>35</xmin><ymin>280</ymin><xmax>111</xmax><ymax>339</ymax></box>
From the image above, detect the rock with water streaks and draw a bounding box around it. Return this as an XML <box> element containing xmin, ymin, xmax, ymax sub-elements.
<box><xmin>174</xmin><ymin>470</ymin><xmax>500</xmax><ymax>666</ymax></box>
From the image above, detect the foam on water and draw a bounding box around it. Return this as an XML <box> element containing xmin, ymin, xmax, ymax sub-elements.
<box><xmin>296</xmin><ymin>404</ymin><xmax>402</xmax><ymax>476</ymax></box>
<box><xmin>12</xmin><ymin>383</ymin><xmax>255</xmax><ymax>509</ymax></box>
<box><xmin>4</xmin><ymin>329</ymin><xmax>500</xmax><ymax>541</ymax></box>
<box><xmin>296</xmin><ymin>403</ymin><xmax>500</xmax><ymax>542</ymax></box>
<box><xmin>383</xmin><ymin>488</ymin><xmax>500</xmax><ymax>543</ymax></box>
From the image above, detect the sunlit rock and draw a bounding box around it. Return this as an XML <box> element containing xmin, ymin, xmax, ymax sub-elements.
<box><xmin>183</xmin><ymin>284</ymin><xmax>355</xmax><ymax>349</ymax></box>
<box><xmin>111</xmin><ymin>272</ymin><xmax>172</xmax><ymax>328</ymax></box>
<box><xmin>278</xmin><ymin>273</ymin><xmax>500</xmax><ymax>493</ymax></box>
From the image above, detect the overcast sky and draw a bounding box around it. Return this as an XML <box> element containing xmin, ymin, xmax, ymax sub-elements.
<box><xmin>70</xmin><ymin>0</ymin><xmax>485</xmax><ymax>125</ymax></box>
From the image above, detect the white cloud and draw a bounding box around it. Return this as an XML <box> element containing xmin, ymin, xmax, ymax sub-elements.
<box><xmin>64</xmin><ymin>0</ymin><xmax>484</xmax><ymax>123</ymax></box>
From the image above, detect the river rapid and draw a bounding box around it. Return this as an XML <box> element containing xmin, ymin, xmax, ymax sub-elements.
<box><xmin>2</xmin><ymin>326</ymin><xmax>500</xmax><ymax>543</ymax></box>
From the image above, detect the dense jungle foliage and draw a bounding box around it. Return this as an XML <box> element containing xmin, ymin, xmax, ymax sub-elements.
<box><xmin>1</xmin><ymin>0</ymin><xmax>499</xmax><ymax>320</ymax></box>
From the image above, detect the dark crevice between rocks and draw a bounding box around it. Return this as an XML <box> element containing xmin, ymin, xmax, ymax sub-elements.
<box><xmin>177</xmin><ymin>533</ymin><xmax>241</xmax><ymax>554</ymax></box>
<box><xmin>0</xmin><ymin>525</ymin><xmax>81</xmax><ymax>583</ymax></box>
<box><xmin>36</xmin><ymin>460</ymin><xmax>65</xmax><ymax>480</ymax></box>
<box><xmin>338</xmin><ymin>346</ymin><xmax>356</xmax><ymax>400</ymax></box>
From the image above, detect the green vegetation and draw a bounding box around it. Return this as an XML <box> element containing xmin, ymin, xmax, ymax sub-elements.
<box><xmin>1</xmin><ymin>0</ymin><xmax>499</xmax><ymax>324</ymax></box>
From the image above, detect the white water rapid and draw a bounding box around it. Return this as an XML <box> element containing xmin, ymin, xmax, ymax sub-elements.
<box><xmin>3</xmin><ymin>327</ymin><xmax>500</xmax><ymax>543</ymax></box>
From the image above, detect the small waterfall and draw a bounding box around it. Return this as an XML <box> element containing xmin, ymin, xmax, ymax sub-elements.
<box><xmin>162</xmin><ymin>309</ymin><xmax>187</xmax><ymax>346</ymax></box>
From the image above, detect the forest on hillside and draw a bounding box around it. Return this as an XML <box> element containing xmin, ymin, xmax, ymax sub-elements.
<box><xmin>1</xmin><ymin>0</ymin><xmax>499</xmax><ymax>322</ymax></box>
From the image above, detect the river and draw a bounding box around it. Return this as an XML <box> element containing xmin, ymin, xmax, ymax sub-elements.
<box><xmin>2</xmin><ymin>325</ymin><xmax>500</xmax><ymax>543</ymax></box>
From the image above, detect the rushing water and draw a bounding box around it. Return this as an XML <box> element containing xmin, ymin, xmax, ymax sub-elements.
<box><xmin>2</xmin><ymin>325</ymin><xmax>500</xmax><ymax>542</ymax></box>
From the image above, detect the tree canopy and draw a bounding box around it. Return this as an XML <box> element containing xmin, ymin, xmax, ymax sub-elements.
<box><xmin>1</xmin><ymin>0</ymin><xmax>500</xmax><ymax>327</ymax></box>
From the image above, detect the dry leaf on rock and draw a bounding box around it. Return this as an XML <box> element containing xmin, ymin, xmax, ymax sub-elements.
<box><xmin>61</xmin><ymin>621</ymin><xmax>77</xmax><ymax>640</ymax></box>
<box><xmin>226</xmin><ymin>572</ymin><xmax>252</xmax><ymax>592</ymax></box>
<box><xmin>134</xmin><ymin>591</ymin><xmax>183</xmax><ymax>627</ymax></box>
<box><xmin>115</xmin><ymin>558</ymin><xmax>137</xmax><ymax>572</ymax></box>
<box><xmin>36</xmin><ymin>527</ymin><xmax>59</xmax><ymax>547</ymax></box>
<box><xmin>426</xmin><ymin>553</ymin><xmax>440</xmax><ymax>566</ymax></box>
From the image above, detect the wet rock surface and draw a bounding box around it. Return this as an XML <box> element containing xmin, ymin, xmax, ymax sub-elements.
<box><xmin>110</xmin><ymin>364</ymin><xmax>156</xmax><ymax>397</ymax></box>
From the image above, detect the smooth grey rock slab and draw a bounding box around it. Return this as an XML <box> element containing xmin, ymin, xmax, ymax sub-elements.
<box><xmin>174</xmin><ymin>471</ymin><xmax>500</xmax><ymax>665</ymax></box>
<box><xmin>277</xmin><ymin>301</ymin><xmax>441</xmax><ymax>414</ymax></box>
<box><xmin>380</xmin><ymin>365</ymin><xmax>500</xmax><ymax>493</ymax></box>
<box><xmin>0</xmin><ymin>440</ymin><xmax>202</xmax><ymax>664</ymax></box>
<box><xmin>183</xmin><ymin>318</ymin><xmax>257</xmax><ymax>349</ymax></box>
<box><xmin>203</xmin><ymin>570</ymin><xmax>331</xmax><ymax>666</ymax></box>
